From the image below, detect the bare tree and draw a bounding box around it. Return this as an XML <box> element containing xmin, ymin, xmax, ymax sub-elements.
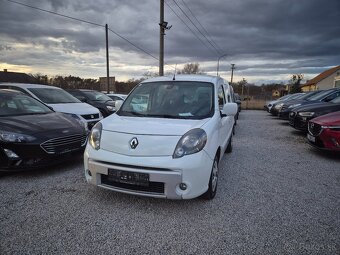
<box><xmin>178</xmin><ymin>63</ymin><xmax>203</xmax><ymax>74</ymax></box>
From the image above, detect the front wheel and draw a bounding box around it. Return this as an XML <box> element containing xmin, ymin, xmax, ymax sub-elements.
<box><xmin>202</xmin><ymin>155</ymin><xmax>219</xmax><ymax>200</ymax></box>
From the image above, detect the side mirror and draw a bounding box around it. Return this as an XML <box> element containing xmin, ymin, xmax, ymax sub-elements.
<box><xmin>221</xmin><ymin>103</ymin><xmax>238</xmax><ymax>117</ymax></box>
<box><xmin>115</xmin><ymin>100</ymin><xmax>124</xmax><ymax>111</ymax></box>
<box><xmin>235</xmin><ymin>99</ymin><xmax>241</xmax><ymax>104</ymax></box>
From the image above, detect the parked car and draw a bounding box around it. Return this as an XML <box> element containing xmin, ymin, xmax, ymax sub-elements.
<box><xmin>307</xmin><ymin>111</ymin><xmax>340</xmax><ymax>152</ymax></box>
<box><xmin>279</xmin><ymin>88</ymin><xmax>340</xmax><ymax>120</ymax></box>
<box><xmin>278</xmin><ymin>90</ymin><xmax>323</xmax><ymax>120</ymax></box>
<box><xmin>67</xmin><ymin>89</ymin><xmax>115</xmax><ymax>117</ymax></box>
<box><xmin>84</xmin><ymin>75</ymin><xmax>238</xmax><ymax>200</ymax></box>
<box><xmin>0</xmin><ymin>90</ymin><xmax>88</xmax><ymax>171</ymax></box>
<box><xmin>234</xmin><ymin>93</ymin><xmax>241</xmax><ymax>112</ymax></box>
<box><xmin>0</xmin><ymin>83</ymin><xmax>102</xmax><ymax>130</ymax></box>
<box><xmin>289</xmin><ymin>95</ymin><xmax>340</xmax><ymax>132</ymax></box>
<box><xmin>106</xmin><ymin>93</ymin><xmax>127</xmax><ymax>102</ymax></box>
<box><xmin>270</xmin><ymin>93</ymin><xmax>305</xmax><ymax>116</ymax></box>
<box><xmin>229</xmin><ymin>86</ymin><xmax>239</xmax><ymax>124</ymax></box>
<box><xmin>106</xmin><ymin>93</ymin><xmax>127</xmax><ymax>112</ymax></box>
<box><xmin>265</xmin><ymin>94</ymin><xmax>297</xmax><ymax>112</ymax></box>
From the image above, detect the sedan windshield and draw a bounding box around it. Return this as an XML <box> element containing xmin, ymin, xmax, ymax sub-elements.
<box><xmin>308</xmin><ymin>90</ymin><xmax>332</xmax><ymax>101</ymax></box>
<box><xmin>118</xmin><ymin>81</ymin><xmax>214</xmax><ymax>119</ymax></box>
<box><xmin>0</xmin><ymin>93</ymin><xmax>53</xmax><ymax>117</ymax></box>
<box><xmin>82</xmin><ymin>91</ymin><xmax>112</xmax><ymax>102</ymax></box>
<box><xmin>28</xmin><ymin>88</ymin><xmax>80</xmax><ymax>104</ymax></box>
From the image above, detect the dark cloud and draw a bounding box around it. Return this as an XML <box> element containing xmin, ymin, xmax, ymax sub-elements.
<box><xmin>0</xmin><ymin>0</ymin><xmax>339</xmax><ymax>82</ymax></box>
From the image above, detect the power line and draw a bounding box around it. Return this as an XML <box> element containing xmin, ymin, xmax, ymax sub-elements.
<box><xmin>165</xmin><ymin>0</ymin><xmax>217</xmax><ymax>56</ymax></box>
<box><xmin>107</xmin><ymin>28</ymin><xmax>158</xmax><ymax>61</ymax></box>
<box><xmin>5</xmin><ymin>0</ymin><xmax>104</xmax><ymax>27</ymax></box>
<box><xmin>180</xmin><ymin>0</ymin><xmax>224</xmax><ymax>53</ymax></box>
<box><xmin>171</xmin><ymin>0</ymin><xmax>221</xmax><ymax>56</ymax></box>
<box><xmin>5</xmin><ymin>0</ymin><xmax>176</xmax><ymax>70</ymax></box>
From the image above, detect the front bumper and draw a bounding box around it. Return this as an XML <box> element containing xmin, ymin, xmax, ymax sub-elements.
<box><xmin>278</xmin><ymin>110</ymin><xmax>290</xmax><ymax>120</ymax></box>
<box><xmin>289</xmin><ymin>114</ymin><xmax>309</xmax><ymax>132</ymax></box>
<box><xmin>0</xmin><ymin>145</ymin><xmax>85</xmax><ymax>171</ymax></box>
<box><xmin>84</xmin><ymin>146</ymin><xmax>214</xmax><ymax>199</ymax></box>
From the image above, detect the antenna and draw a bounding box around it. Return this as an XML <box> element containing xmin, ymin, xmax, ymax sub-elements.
<box><xmin>173</xmin><ymin>64</ymin><xmax>177</xmax><ymax>80</ymax></box>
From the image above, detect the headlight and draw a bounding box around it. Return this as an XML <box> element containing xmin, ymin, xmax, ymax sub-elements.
<box><xmin>173</xmin><ymin>128</ymin><xmax>207</xmax><ymax>158</ymax></box>
<box><xmin>274</xmin><ymin>103</ymin><xmax>283</xmax><ymax>109</ymax></box>
<box><xmin>106</xmin><ymin>105</ymin><xmax>114</xmax><ymax>111</ymax></box>
<box><xmin>298</xmin><ymin>112</ymin><xmax>315</xmax><ymax>117</ymax></box>
<box><xmin>0</xmin><ymin>131</ymin><xmax>36</xmax><ymax>143</ymax></box>
<box><xmin>89</xmin><ymin>122</ymin><xmax>102</xmax><ymax>150</ymax></box>
<box><xmin>288</xmin><ymin>103</ymin><xmax>301</xmax><ymax>109</ymax></box>
<box><xmin>64</xmin><ymin>113</ymin><xmax>88</xmax><ymax>130</ymax></box>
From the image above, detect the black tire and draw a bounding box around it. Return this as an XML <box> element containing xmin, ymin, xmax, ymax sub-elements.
<box><xmin>202</xmin><ymin>155</ymin><xmax>219</xmax><ymax>200</ymax></box>
<box><xmin>225</xmin><ymin>136</ymin><xmax>232</xmax><ymax>153</ymax></box>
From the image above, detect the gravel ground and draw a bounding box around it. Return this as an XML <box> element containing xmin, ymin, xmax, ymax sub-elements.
<box><xmin>0</xmin><ymin>110</ymin><xmax>339</xmax><ymax>255</ymax></box>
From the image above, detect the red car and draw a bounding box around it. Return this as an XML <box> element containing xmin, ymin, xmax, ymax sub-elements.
<box><xmin>307</xmin><ymin>111</ymin><xmax>340</xmax><ymax>151</ymax></box>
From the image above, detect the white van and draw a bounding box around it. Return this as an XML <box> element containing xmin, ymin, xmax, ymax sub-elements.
<box><xmin>84</xmin><ymin>75</ymin><xmax>237</xmax><ymax>199</ymax></box>
<box><xmin>0</xmin><ymin>83</ymin><xmax>102</xmax><ymax>130</ymax></box>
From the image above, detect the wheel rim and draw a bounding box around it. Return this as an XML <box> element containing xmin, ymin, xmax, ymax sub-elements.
<box><xmin>211</xmin><ymin>159</ymin><xmax>218</xmax><ymax>192</ymax></box>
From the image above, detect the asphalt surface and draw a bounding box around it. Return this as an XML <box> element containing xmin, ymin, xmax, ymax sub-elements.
<box><xmin>1</xmin><ymin>110</ymin><xmax>339</xmax><ymax>255</ymax></box>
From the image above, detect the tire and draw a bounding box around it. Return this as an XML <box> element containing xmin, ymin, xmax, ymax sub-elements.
<box><xmin>203</xmin><ymin>155</ymin><xmax>219</xmax><ymax>200</ymax></box>
<box><xmin>225</xmin><ymin>136</ymin><xmax>233</xmax><ymax>153</ymax></box>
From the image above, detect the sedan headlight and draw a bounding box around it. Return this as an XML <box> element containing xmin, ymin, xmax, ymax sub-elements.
<box><xmin>288</xmin><ymin>103</ymin><xmax>301</xmax><ymax>109</ymax></box>
<box><xmin>173</xmin><ymin>128</ymin><xmax>207</xmax><ymax>158</ymax></box>
<box><xmin>89</xmin><ymin>122</ymin><xmax>102</xmax><ymax>150</ymax></box>
<box><xmin>0</xmin><ymin>131</ymin><xmax>36</xmax><ymax>143</ymax></box>
<box><xmin>298</xmin><ymin>112</ymin><xmax>315</xmax><ymax>117</ymax></box>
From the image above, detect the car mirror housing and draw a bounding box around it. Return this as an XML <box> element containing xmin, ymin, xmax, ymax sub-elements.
<box><xmin>222</xmin><ymin>103</ymin><xmax>238</xmax><ymax>117</ymax></box>
<box><xmin>115</xmin><ymin>100</ymin><xmax>124</xmax><ymax>111</ymax></box>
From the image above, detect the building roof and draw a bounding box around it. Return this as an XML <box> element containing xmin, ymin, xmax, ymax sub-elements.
<box><xmin>301</xmin><ymin>65</ymin><xmax>340</xmax><ymax>87</ymax></box>
<box><xmin>0</xmin><ymin>70</ymin><xmax>38</xmax><ymax>83</ymax></box>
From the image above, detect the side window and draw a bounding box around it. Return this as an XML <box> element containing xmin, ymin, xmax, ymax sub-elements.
<box><xmin>217</xmin><ymin>85</ymin><xmax>226</xmax><ymax>110</ymax></box>
<box><xmin>324</xmin><ymin>91</ymin><xmax>340</xmax><ymax>102</ymax></box>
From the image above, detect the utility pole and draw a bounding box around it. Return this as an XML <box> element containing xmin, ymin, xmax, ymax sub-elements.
<box><xmin>159</xmin><ymin>0</ymin><xmax>164</xmax><ymax>76</ymax></box>
<box><xmin>105</xmin><ymin>24</ymin><xmax>110</xmax><ymax>93</ymax></box>
<box><xmin>230</xmin><ymin>64</ymin><xmax>235</xmax><ymax>84</ymax></box>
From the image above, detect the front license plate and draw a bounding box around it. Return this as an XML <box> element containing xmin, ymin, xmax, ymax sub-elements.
<box><xmin>107</xmin><ymin>169</ymin><xmax>149</xmax><ymax>187</ymax></box>
<box><xmin>307</xmin><ymin>133</ymin><xmax>316</xmax><ymax>143</ymax></box>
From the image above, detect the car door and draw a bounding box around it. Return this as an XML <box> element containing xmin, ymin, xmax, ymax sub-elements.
<box><xmin>223</xmin><ymin>84</ymin><xmax>234</xmax><ymax>138</ymax></box>
<box><xmin>217</xmin><ymin>84</ymin><xmax>229</xmax><ymax>149</ymax></box>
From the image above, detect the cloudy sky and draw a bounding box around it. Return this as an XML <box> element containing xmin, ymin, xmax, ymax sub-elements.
<box><xmin>0</xmin><ymin>0</ymin><xmax>339</xmax><ymax>84</ymax></box>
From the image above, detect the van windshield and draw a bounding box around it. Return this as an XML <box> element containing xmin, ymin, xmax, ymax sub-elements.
<box><xmin>118</xmin><ymin>81</ymin><xmax>214</xmax><ymax>119</ymax></box>
<box><xmin>28</xmin><ymin>88</ymin><xmax>80</xmax><ymax>104</ymax></box>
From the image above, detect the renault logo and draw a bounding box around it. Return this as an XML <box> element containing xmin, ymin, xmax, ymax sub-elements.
<box><xmin>130</xmin><ymin>137</ymin><xmax>139</xmax><ymax>149</ymax></box>
<box><xmin>310</xmin><ymin>123</ymin><xmax>314</xmax><ymax>128</ymax></box>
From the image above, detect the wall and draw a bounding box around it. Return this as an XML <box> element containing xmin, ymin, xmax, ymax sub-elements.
<box><xmin>317</xmin><ymin>72</ymin><xmax>339</xmax><ymax>90</ymax></box>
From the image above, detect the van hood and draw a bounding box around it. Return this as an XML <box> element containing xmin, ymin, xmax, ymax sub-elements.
<box><xmin>100</xmin><ymin>114</ymin><xmax>209</xmax><ymax>156</ymax></box>
<box><xmin>48</xmin><ymin>103</ymin><xmax>99</xmax><ymax>115</ymax></box>
<box><xmin>101</xmin><ymin>114</ymin><xmax>209</xmax><ymax>135</ymax></box>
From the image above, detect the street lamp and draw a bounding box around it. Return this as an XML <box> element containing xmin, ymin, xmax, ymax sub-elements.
<box><xmin>217</xmin><ymin>53</ymin><xmax>227</xmax><ymax>76</ymax></box>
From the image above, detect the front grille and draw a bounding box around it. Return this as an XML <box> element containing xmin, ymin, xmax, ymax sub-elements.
<box><xmin>41</xmin><ymin>134</ymin><xmax>87</xmax><ymax>154</ymax></box>
<box><xmin>101</xmin><ymin>174</ymin><xmax>165</xmax><ymax>194</ymax></box>
<box><xmin>82</xmin><ymin>113</ymin><xmax>100</xmax><ymax>120</ymax></box>
<box><xmin>308</xmin><ymin>122</ymin><xmax>322</xmax><ymax>136</ymax></box>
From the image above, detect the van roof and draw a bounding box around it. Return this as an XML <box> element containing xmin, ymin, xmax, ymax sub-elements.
<box><xmin>141</xmin><ymin>74</ymin><xmax>224</xmax><ymax>85</ymax></box>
